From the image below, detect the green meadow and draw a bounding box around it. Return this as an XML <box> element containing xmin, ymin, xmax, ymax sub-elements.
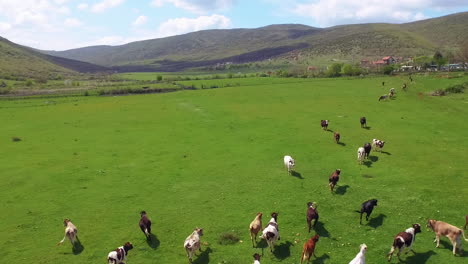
<box><xmin>1</xmin><ymin>75</ymin><xmax>467</xmax><ymax>264</ymax></box>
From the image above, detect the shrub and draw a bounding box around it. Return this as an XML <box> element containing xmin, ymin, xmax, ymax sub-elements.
<box><xmin>445</xmin><ymin>84</ymin><xmax>465</xmax><ymax>94</ymax></box>
<box><xmin>156</xmin><ymin>75</ymin><xmax>163</xmax><ymax>81</ymax></box>
<box><xmin>25</xmin><ymin>80</ymin><xmax>33</xmax><ymax>86</ymax></box>
<box><xmin>382</xmin><ymin>65</ymin><xmax>394</xmax><ymax>75</ymax></box>
<box><xmin>218</xmin><ymin>232</ymin><xmax>240</xmax><ymax>245</ymax></box>
<box><xmin>83</xmin><ymin>91</ymin><xmax>89</xmax><ymax>96</ymax></box>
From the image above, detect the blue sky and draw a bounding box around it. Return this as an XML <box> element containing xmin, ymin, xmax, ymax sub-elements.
<box><xmin>0</xmin><ymin>0</ymin><xmax>466</xmax><ymax>50</ymax></box>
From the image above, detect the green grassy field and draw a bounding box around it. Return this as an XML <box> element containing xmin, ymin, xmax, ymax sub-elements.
<box><xmin>1</xmin><ymin>75</ymin><xmax>467</xmax><ymax>264</ymax></box>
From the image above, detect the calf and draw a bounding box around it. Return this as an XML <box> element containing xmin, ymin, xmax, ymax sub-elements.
<box><xmin>360</xmin><ymin>199</ymin><xmax>378</xmax><ymax>224</ymax></box>
<box><xmin>464</xmin><ymin>215</ymin><xmax>468</xmax><ymax>230</ymax></box>
<box><xmin>402</xmin><ymin>82</ymin><xmax>408</xmax><ymax>90</ymax></box>
<box><xmin>363</xmin><ymin>143</ymin><xmax>371</xmax><ymax>159</ymax></box>
<box><xmin>357</xmin><ymin>147</ymin><xmax>365</xmax><ymax>165</ymax></box>
<box><xmin>329</xmin><ymin>169</ymin><xmax>341</xmax><ymax>193</ymax></box>
<box><xmin>57</xmin><ymin>219</ymin><xmax>78</xmax><ymax>247</ymax></box>
<box><xmin>378</xmin><ymin>94</ymin><xmax>389</xmax><ymax>101</ymax></box>
<box><xmin>139</xmin><ymin>211</ymin><xmax>152</xmax><ymax>239</ymax></box>
<box><xmin>306</xmin><ymin>202</ymin><xmax>319</xmax><ymax>232</ymax></box>
<box><xmin>333</xmin><ymin>132</ymin><xmax>340</xmax><ymax>143</ymax></box>
<box><xmin>184</xmin><ymin>228</ymin><xmax>204</xmax><ymax>263</ymax></box>
<box><xmin>427</xmin><ymin>219</ymin><xmax>468</xmax><ymax>256</ymax></box>
<box><xmin>387</xmin><ymin>224</ymin><xmax>422</xmax><ymax>261</ymax></box>
<box><xmin>372</xmin><ymin>139</ymin><xmax>385</xmax><ymax>152</ymax></box>
<box><xmin>300</xmin><ymin>234</ymin><xmax>320</xmax><ymax>264</ymax></box>
<box><xmin>253</xmin><ymin>253</ymin><xmax>261</xmax><ymax>264</ymax></box>
<box><xmin>320</xmin><ymin>120</ymin><xmax>329</xmax><ymax>130</ymax></box>
<box><xmin>389</xmin><ymin>88</ymin><xmax>395</xmax><ymax>97</ymax></box>
<box><xmin>284</xmin><ymin>155</ymin><xmax>295</xmax><ymax>175</ymax></box>
<box><xmin>107</xmin><ymin>242</ymin><xmax>133</xmax><ymax>264</ymax></box>
<box><xmin>261</xmin><ymin>212</ymin><xmax>280</xmax><ymax>252</ymax></box>
<box><xmin>360</xmin><ymin>117</ymin><xmax>367</xmax><ymax>128</ymax></box>
<box><xmin>349</xmin><ymin>244</ymin><xmax>367</xmax><ymax>264</ymax></box>
<box><xmin>249</xmin><ymin>213</ymin><xmax>263</xmax><ymax>247</ymax></box>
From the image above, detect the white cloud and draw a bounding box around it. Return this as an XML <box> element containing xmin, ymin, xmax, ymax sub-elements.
<box><xmin>133</xmin><ymin>15</ymin><xmax>148</xmax><ymax>26</ymax></box>
<box><xmin>77</xmin><ymin>3</ymin><xmax>88</xmax><ymax>10</ymax></box>
<box><xmin>91</xmin><ymin>0</ymin><xmax>125</xmax><ymax>13</ymax></box>
<box><xmin>64</xmin><ymin>18</ymin><xmax>83</xmax><ymax>27</ymax></box>
<box><xmin>0</xmin><ymin>21</ymin><xmax>11</xmax><ymax>31</ymax></box>
<box><xmin>151</xmin><ymin>0</ymin><xmax>234</xmax><ymax>14</ymax></box>
<box><xmin>157</xmin><ymin>14</ymin><xmax>231</xmax><ymax>37</ymax></box>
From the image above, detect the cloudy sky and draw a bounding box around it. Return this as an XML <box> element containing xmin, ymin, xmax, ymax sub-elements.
<box><xmin>0</xmin><ymin>0</ymin><xmax>466</xmax><ymax>50</ymax></box>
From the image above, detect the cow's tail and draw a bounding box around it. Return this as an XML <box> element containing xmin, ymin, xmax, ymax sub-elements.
<box><xmin>461</xmin><ymin>230</ymin><xmax>468</xmax><ymax>242</ymax></box>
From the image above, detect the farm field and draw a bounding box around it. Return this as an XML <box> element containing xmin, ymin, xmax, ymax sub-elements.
<box><xmin>1</xmin><ymin>75</ymin><xmax>467</xmax><ymax>264</ymax></box>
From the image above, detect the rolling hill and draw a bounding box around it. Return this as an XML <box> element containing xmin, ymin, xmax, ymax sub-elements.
<box><xmin>42</xmin><ymin>12</ymin><xmax>468</xmax><ymax>72</ymax></box>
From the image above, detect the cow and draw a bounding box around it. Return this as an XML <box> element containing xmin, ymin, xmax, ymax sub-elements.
<box><xmin>107</xmin><ymin>242</ymin><xmax>133</xmax><ymax>264</ymax></box>
<box><xmin>329</xmin><ymin>169</ymin><xmax>341</xmax><ymax>193</ymax></box>
<box><xmin>360</xmin><ymin>199</ymin><xmax>378</xmax><ymax>224</ymax></box>
<box><xmin>249</xmin><ymin>213</ymin><xmax>263</xmax><ymax>247</ymax></box>
<box><xmin>403</xmin><ymin>82</ymin><xmax>408</xmax><ymax>91</ymax></box>
<box><xmin>387</xmin><ymin>224</ymin><xmax>422</xmax><ymax>261</ymax></box>
<box><xmin>349</xmin><ymin>244</ymin><xmax>367</xmax><ymax>264</ymax></box>
<box><xmin>360</xmin><ymin>117</ymin><xmax>367</xmax><ymax>128</ymax></box>
<box><xmin>372</xmin><ymin>139</ymin><xmax>385</xmax><ymax>152</ymax></box>
<box><xmin>427</xmin><ymin>219</ymin><xmax>468</xmax><ymax>256</ymax></box>
<box><xmin>379</xmin><ymin>94</ymin><xmax>389</xmax><ymax>101</ymax></box>
<box><xmin>382</xmin><ymin>81</ymin><xmax>385</xmax><ymax>86</ymax></box>
<box><xmin>284</xmin><ymin>155</ymin><xmax>295</xmax><ymax>175</ymax></box>
<box><xmin>139</xmin><ymin>211</ymin><xmax>152</xmax><ymax>239</ymax></box>
<box><xmin>320</xmin><ymin>120</ymin><xmax>329</xmax><ymax>130</ymax></box>
<box><xmin>464</xmin><ymin>215</ymin><xmax>468</xmax><ymax>230</ymax></box>
<box><xmin>389</xmin><ymin>88</ymin><xmax>395</xmax><ymax>97</ymax></box>
<box><xmin>261</xmin><ymin>212</ymin><xmax>280</xmax><ymax>252</ymax></box>
<box><xmin>333</xmin><ymin>132</ymin><xmax>340</xmax><ymax>143</ymax></box>
<box><xmin>363</xmin><ymin>143</ymin><xmax>371</xmax><ymax>159</ymax></box>
<box><xmin>306</xmin><ymin>202</ymin><xmax>319</xmax><ymax>232</ymax></box>
<box><xmin>57</xmin><ymin>219</ymin><xmax>78</xmax><ymax>248</ymax></box>
<box><xmin>300</xmin><ymin>234</ymin><xmax>320</xmax><ymax>263</ymax></box>
<box><xmin>253</xmin><ymin>253</ymin><xmax>261</xmax><ymax>264</ymax></box>
<box><xmin>357</xmin><ymin>147</ymin><xmax>365</xmax><ymax>165</ymax></box>
<box><xmin>184</xmin><ymin>228</ymin><xmax>204</xmax><ymax>263</ymax></box>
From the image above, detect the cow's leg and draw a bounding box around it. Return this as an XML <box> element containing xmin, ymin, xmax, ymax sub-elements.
<box><xmin>307</xmin><ymin>220</ymin><xmax>311</xmax><ymax>233</ymax></box>
<box><xmin>435</xmin><ymin>235</ymin><xmax>440</xmax><ymax>247</ymax></box>
<box><xmin>387</xmin><ymin>246</ymin><xmax>395</xmax><ymax>261</ymax></box>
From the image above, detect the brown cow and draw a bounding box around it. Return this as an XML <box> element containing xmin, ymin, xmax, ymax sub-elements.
<box><xmin>306</xmin><ymin>202</ymin><xmax>319</xmax><ymax>232</ymax></box>
<box><xmin>249</xmin><ymin>213</ymin><xmax>263</xmax><ymax>247</ymax></box>
<box><xmin>333</xmin><ymin>132</ymin><xmax>340</xmax><ymax>143</ymax></box>
<box><xmin>300</xmin><ymin>234</ymin><xmax>319</xmax><ymax>264</ymax></box>
<box><xmin>329</xmin><ymin>169</ymin><xmax>341</xmax><ymax>193</ymax></box>
<box><xmin>427</xmin><ymin>219</ymin><xmax>468</xmax><ymax>255</ymax></box>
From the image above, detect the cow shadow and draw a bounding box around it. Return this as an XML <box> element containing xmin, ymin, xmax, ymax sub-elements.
<box><xmin>435</xmin><ymin>239</ymin><xmax>465</xmax><ymax>256</ymax></box>
<box><xmin>193</xmin><ymin>247</ymin><xmax>213</xmax><ymax>264</ymax></box>
<box><xmin>381</xmin><ymin>151</ymin><xmax>391</xmax><ymax>155</ymax></box>
<box><xmin>315</xmin><ymin>221</ymin><xmax>330</xmax><ymax>238</ymax></box>
<box><xmin>369</xmin><ymin>156</ymin><xmax>379</xmax><ymax>162</ymax></box>
<box><xmin>273</xmin><ymin>241</ymin><xmax>293</xmax><ymax>260</ymax></box>
<box><xmin>146</xmin><ymin>234</ymin><xmax>160</xmax><ymax>249</ymax></box>
<box><xmin>337</xmin><ymin>142</ymin><xmax>346</xmax><ymax>146</ymax></box>
<box><xmin>336</xmin><ymin>185</ymin><xmax>350</xmax><ymax>195</ymax></box>
<box><xmin>363</xmin><ymin>160</ymin><xmax>373</xmax><ymax>168</ymax></box>
<box><xmin>291</xmin><ymin>171</ymin><xmax>303</xmax><ymax>179</ymax></box>
<box><xmin>402</xmin><ymin>250</ymin><xmax>436</xmax><ymax>263</ymax></box>
<box><xmin>313</xmin><ymin>253</ymin><xmax>330</xmax><ymax>264</ymax></box>
<box><xmin>363</xmin><ymin>126</ymin><xmax>371</xmax><ymax>130</ymax></box>
<box><xmin>368</xmin><ymin>213</ymin><xmax>386</xmax><ymax>228</ymax></box>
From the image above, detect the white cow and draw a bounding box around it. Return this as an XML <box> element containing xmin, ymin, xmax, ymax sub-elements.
<box><xmin>349</xmin><ymin>244</ymin><xmax>367</xmax><ymax>264</ymax></box>
<box><xmin>372</xmin><ymin>139</ymin><xmax>385</xmax><ymax>152</ymax></box>
<box><xmin>357</xmin><ymin>147</ymin><xmax>365</xmax><ymax>165</ymax></box>
<box><xmin>184</xmin><ymin>228</ymin><xmax>203</xmax><ymax>263</ymax></box>
<box><xmin>57</xmin><ymin>219</ymin><xmax>78</xmax><ymax>247</ymax></box>
<box><xmin>261</xmin><ymin>213</ymin><xmax>280</xmax><ymax>252</ymax></box>
<box><xmin>283</xmin><ymin>155</ymin><xmax>295</xmax><ymax>174</ymax></box>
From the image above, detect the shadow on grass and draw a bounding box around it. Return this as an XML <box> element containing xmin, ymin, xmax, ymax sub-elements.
<box><xmin>72</xmin><ymin>237</ymin><xmax>84</xmax><ymax>255</ymax></box>
<box><xmin>273</xmin><ymin>241</ymin><xmax>293</xmax><ymax>260</ymax></box>
<box><xmin>435</xmin><ymin>239</ymin><xmax>467</xmax><ymax>257</ymax></box>
<box><xmin>315</xmin><ymin>221</ymin><xmax>330</xmax><ymax>238</ymax></box>
<box><xmin>402</xmin><ymin>250</ymin><xmax>436</xmax><ymax>263</ymax></box>
<box><xmin>313</xmin><ymin>253</ymin><xmax>330</xmax><ymax>264</ymax></box>
<box><xmin>146</xmin><ymin>234</ymin><xmax>160</xmax><ymax>249</ymax></box>
<box><xmin>368</xmin><ymin>213</ymin><xmax>386</xmax><ymax>228</ymax></box>
<box><xmin>363</xmin><ymin>160</ymin><xmax>373</xmax><ymax>168</ymax></box>
<box><xmin>381</xmin><ymin>151</ymin><xmax>392</xmax><ymax>155</ymax></box>
<box><xmin>256</xmin><ymin>238</ymin><xmax>268</xmax><ymax>254</ymax></box>
<box><xmin>369</xmin><ymin>156</ymin><xmax>379</xmax><ymax>162</ymax></box>
<box><xmin>363</xmin><ymin>126</ymin><xmax>371</xmax><ymax>130</ymax></box>
<box><xmin>336</xmin><ymin>185</ymin><xmax>350</xmax><ymax>195</ymax></box>
<box><xmin>193</xmin><ymin>247</ymin><xmax>213</xmax><ymax>264</ymax></box>
<box><xmin>326</xmin><ymin>129</ymin><xmax>334</xmax><ymax>133</ymax></box>
<box><xmin>291</xmin><ymin>171</ymin><xmax>303</xmax><ymax>179</ymax></box>
<box><xmin>337</xmin><ymin>142</ymin><xmax>346</xmax><ymax>146</ymax></box>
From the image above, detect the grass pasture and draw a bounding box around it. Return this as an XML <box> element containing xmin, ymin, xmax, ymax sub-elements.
<box><xmin>1</xmin><ymin>75</ymin><xmax>467</xmax><ymax>264</ymax></box>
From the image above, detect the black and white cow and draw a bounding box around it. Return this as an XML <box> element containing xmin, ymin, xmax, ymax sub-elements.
<box><xmin>261</xmin><ymin>212</ymin><xmax>280</xmax><ymax>252</ymax></box>
<box><xmin>108</xmin><ymin>242</ymin><xmax>133</xmax><ymax>264</ymax></box>
<box><xmin>360</xmin><ymin>117</ymin><xmax>367</xmax><ymax>128</ymax></box>
<box><xmin>320</xmin><ymin>120</ymin><xmax>329</xmax><ymax>130</ymax></box>
<box><xmin>387</xmin><ymin>224</ymin><xmax>421</xmax><ymax>261</ymax></box>
<box><xmin>372</xmin><ymin>139</ymin><xmax>385</xmax><ymax>152</ymax></box>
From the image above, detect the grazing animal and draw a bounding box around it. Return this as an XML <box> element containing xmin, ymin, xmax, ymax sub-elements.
<box><xmin>349</xmin><ymin>244</ymin><xmax>367</xmax><ymax>264</ymax></box>
<box><xmin>359</xmin><ymin>199</ymin><xmax>378</xmax><ymax>224</ymax></box>
<box><xmin>284</xmin><ymin>155</ymin><xmax>295</xmax><ymax>175</ymax></box>
<box><xmin>107</xmin><ymin>242</ymin><xmax>133</xmax><ymax>264</ymax></box>
<box><xmin>139</xmin><ymin>211</ymin><xmax>152</xmax><ymax>239</ymax></box>
<box><xmin>427</xmin><ymin>219</ymin><xmax>468</xmax><ymax>256</ymax></box>
<box><xmin>403</xmin><ymin>83</ymin><xmax>408</xmax><ymax>90</ymax></box>
<box><xmin>253</xmin><ymin>253</ymin><xmax>261</xmax><ymax>264</ymax></box>
<box><xmin>184</xmin><ymin>228</ymin><xmax>204</xmax><ymax>263</ymax></box>
<box><xmin>333</xmin><ymin>132</ymin><xmax>340</xmax><ymax>143</ymax></box>
<box><xmin>306</xmin><ymin>202</ymin><xmax>319</xmax><ymax>232</ymax></box>
<box><xmin>320</xmin><ymin>120</ymin><xmax>329</xmax><ymax>130</ymax></box>
<box><xmin>363</xmin><ymin>143</ymin><xmax>371</xmax><ymax>159</ymax></box>
<box><xmin>382</xmin><ymin>81</ymin><xmax>385</xmax><ymax>86</ymax></box>
<box><xmin>301</xmin><ymin>234</ymin><xmax>320</xmax><ymax>263</ymax></box>
<box><xmin>464</xmin><ymin>215</ymin><xmax>468</xmax><ymax>230</ymax></box>
<box><xmin>379</xmin><ymin>94</ymin><xmax>389</xmax><ymax>101</ymax></box>
<box><xmin>360</xmin><ymin>117</ymin><xmax>367</xmax><ymax>128</ymax></box>
<box><xmin>249</xmin><ymin>213</ymin><xmax>263</xmax><ymax>247</ymax></box>
<box><xmin>57</xmin><ymin>219</ymin><xmax>78</xmax><ymax>247</ymax></box>
<box><xmin>357</xmin><ymin>147</ymin><xmax>365</xmax><ymax>165</ymax></box>
<box><xmin>372</xmin><ymin>139</ymin><xmax>385</xmax><ymax>152</ymax></box>
<box><xmin>389</xmin><ymin>88</ymin><xmax>395</xmax><ymax>97</ymax></box>
<box><xmin>261</xmin><ymin>212</ymin><xmax>280</xmax><ymax>252</ymax></box>
<box><xmin>329</xmin><ymin>169</ymin><xmax>341</xmax><ymax>193</ymax></box>
<box><xmin>387</xmin><ymin>224</ymin><xmax>422</xmax><ymax>261</ymax></box>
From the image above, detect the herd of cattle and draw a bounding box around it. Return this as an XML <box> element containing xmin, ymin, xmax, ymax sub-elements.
<box><xmin>56</xmin><ymin>80</ymin><xmax>468</xmax><ymax>263</ymax></box>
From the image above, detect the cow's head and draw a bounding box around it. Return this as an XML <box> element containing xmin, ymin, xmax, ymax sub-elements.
<box><xmin>360</xmin><ymin>244</ymin><xmax>367</xmax><ymax>253</ymax></box>
<box><xmin>271</xmin><ymin>212</ymin><xmax>278</xmax><ymax>221</ymax></box>
<box><xmin>195</xmin><ymin>228</ymin><xmax>204</xmax><ymax>236</ymax></box>
<box><xmin>336</xmin><ymin>169</ymin><xmax>341</xmax><ymax>174</ymax></box>
<box><xmin>427</xmin><ymin>219</ymin><xmax>436</xmax><ymax>230</ymax></box>
<box><xmin>370</xmin><ymin>199</ymin><xmax>378</xmax><ymax>206</ymax></box>
<box><xmin>413</xmin><ymin>224</ymin><xmax>421</xmax><ymax>234</ymax></box>
<box><xmin>312</xmin><ymin>234</ymin><xmax>320</xmax><ymax>242</ymax></box>
<box><xmin>289</xmin><ymin>159</ymin><xmax>295</xmax><ymax>166</ymax></box>
<box><xmin>253</xmin><ymin>253</ymin><xmax>261</xmax><ymax>261</ymax></box>
<box><xmin>124</xmin><ymin>242</ymin><xmax>133</xmax><ymax>251</ymax></box>
<box><xmin>63</xmin><ymin>219</ymin><xmax>70</xmax><ymax>226</ymax></box>
<box><xmin>257</xmin><ymin>212</ymin><xmax>263</xmax><ymax>218</ymax></box>
<box><xmin>140</xmin><ymin>211</ymin><xmax>147</xmax><ymax>217</ymax></box>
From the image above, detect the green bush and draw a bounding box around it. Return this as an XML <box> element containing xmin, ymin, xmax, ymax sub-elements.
<box><xmin>445</xmin><ymin>84</ymin><xmax>465</xmax><ymax>93</ymax></box>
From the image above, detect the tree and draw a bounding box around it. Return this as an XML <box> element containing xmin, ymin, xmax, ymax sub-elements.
<box><xmin>382</xmin><ymin>65</ymin><xmax>394</xmax><ymax>75</ymax></box>
<box><xmin>342</xmin><ymin>64</ymin><xmax>354</xmax><ymax>76</ymax></box>
<box><xmin>433</xmin><ymin>51</ymin><xmax>447</xmax><ymax>70</ymax></box>
<box><xmin>326</xmin><ymin>63</ymin><xmax>342</xmax><ymax>77</ymax></box>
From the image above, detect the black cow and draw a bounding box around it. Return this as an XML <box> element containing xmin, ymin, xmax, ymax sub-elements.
<box><xmin>359</xmin><ymin>199</ymin><xmax>378</xmax><ymax>224</ymax></box>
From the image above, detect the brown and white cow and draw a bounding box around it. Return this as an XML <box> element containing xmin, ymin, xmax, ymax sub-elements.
<box><xmin>57</xmin><ymin>219</ymin><xmax>78</xmax><ymax>247</ymax></box>
<box><xmin>261</xmin><ymin>212</ymin><xmax>280</xmax><ymax>252</ymax></box>
<box><xmin>333</xmin><ymin>132</ymin><xmax>340</xmax><ymax>143</ymax></box>
<box><xmin>427</xmin><ymin>219</ymin><xmax>468</xmax><ymax>255</ymax></box>
<box><xmin>107</xmin><ymin>242</ymin><xmax>133</xmax><ymax>264</ymax></box>
<box><xmin>249</xmin><ymin>213</ymin><xmax>263</xmax><ymax>247</ymax></box>
<box><xmin>300</xmin><ymin>234</ymin><xmax>319</xmax><ymax>264</ymax></box>
<box><xmin>306</xmin><ymin>202</ymin><xmax>319</xmax><ymax>233</ymax></box>
<box><xmin>320</xmin><ymin>120</ymin><xmax>329</xmax><ymax>130</ymax></box>
<box><xmin>139</xmin><ymin>211</ymin><xmax>152</xmax><ymax>239</ymax></box>
<box><xmin>253</xmin><ymin>253</ymin><xmax>261</xmax><ymax>264</ymax></box>
<box><xmin>387</xmin><ymin>224</ymin><xmax>421</xmax><ymax>261</ymax></box>
<box><xmin>372</xmin><ymin>139</ymin><xmax>385</xmax><ymax>152</ymax></box>
<box><xmin>184</xmin><ymin>228</ymin><xmax>204</xmax><ymax>263</ymax></box>
<box><xmin>329</xmin><ymin>169</ymin><xmax>340</xmax><ymax>193</ymax></box>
